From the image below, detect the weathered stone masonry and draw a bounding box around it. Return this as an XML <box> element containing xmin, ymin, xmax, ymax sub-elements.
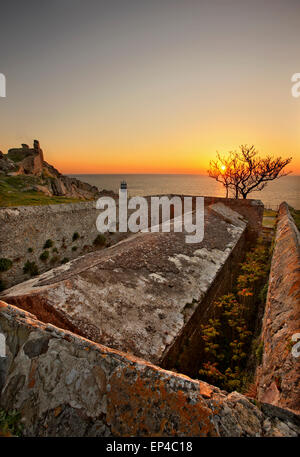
<box><xmin>1</xmin><ymin>199</ymin><xmax>265</xmax><ymax>380</ymax></box>
<box><xmin>0</xmin><ymin>302</ymin><xmax>299</xmax><ymax>437</ymax></box>
<box><xmin>0</xmin><ymin>201</ymin><xmax>127</xmax><ymax>289</ymax></box>
<box><xmin>0</xmin><ymin>197</ymin><xmax>299</xmax><ymax>436</ymax></box>
<box><xmin>0</xmin><ymin>196</ymin><xmax>263</xmax><ymax>290</ymax></box>
<box><xmin>1</xmin><ymin>202</ymin><xmax>249</xmax><ymax>367</ymax></box>
<box><xmin>257</xmin><ymin>202</ymin><xmax>300</xmax><ymax>413</ymax></box>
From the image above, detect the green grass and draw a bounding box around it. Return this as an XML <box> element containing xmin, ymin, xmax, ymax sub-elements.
<box><xmin>93</xmin><ymin>234</ymin><xmax>106</xmax><ymax>247</ymax></box>
<box><xmin>263</xmin><ymin>209</ymin><xmax>277</xmax><ymax>217</ymax></box>
<box><xmin>0</xmin><ymin>258</ymin><xmax>13</xmax><ymax>272</ymax></box>
<box><xmin>40</xmin><ymin>250</ymin><xmax>49</xmax><ymax>261</ymax></box>
<box><xmin>262</xmin><ymin>209</ymin><xmax>277</xmax><ymax>228</ymax></box>
<box><xmin>289</xmin><ymin>206</ymin><xmax>300</xmax><ymax>231</ymax></box>
<box><xmin>0</xmin><ymin>175</ymin><xmax>86</xmax><ymax>207</ymax></box>
<box><xmin>0</xmin><ymin>409</ymin><xmax>23</xmax><ymax>437</ymax></box>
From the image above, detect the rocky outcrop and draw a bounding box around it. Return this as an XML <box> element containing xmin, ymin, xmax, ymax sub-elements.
<box><xmin>7</xmin><ymin>141</ymin><xmax>44</xmax><ymax>175</ymax></box>
<box><xmin>43</xmin><ymin>161</ymin><xmax>101</xmax><ymax>199</ymax></box>
<box><xmin>0</xmin><ymin>152</ymin><xmax>18</xmax><ymax>174</ymax></box>
<box><xmin>257</xmin><ymin>202</ymin><xmax>300</xmax><ymax>413</ymax></box>
<box><xmin>0</xmin><ymin>140</ymin><xmax>101</xmax><ymax>200</ymax></box>
<box><xmin>0</xmin><ymin>301</ymin><xmax>299</xmax><ymax>437</ymax></box>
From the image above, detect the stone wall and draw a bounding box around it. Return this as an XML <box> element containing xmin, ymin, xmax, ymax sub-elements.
<box><xmin>147</xmin><ymin>195</ymin><xmax>263</xmax><ymax>242</ymax></box>
<box><xmin>160</xmin><ymin>226</ymin><xmax>246</xmax><ymax>377</ymax></box>
<box><xmin>1</xmin><ymin>202</ymin><xmax>249</xmax><ymax>368</ymax></box>
<box><xmin>203</xmin><ymin>196</ymin><xmax>264</xmax><ymax>241</ymax></box>
<box><xmin>0</xmin><ymin>302</ymin><xmax>299</xmax><ymax>437</ymax></box>
<box><xmin>0</xmin><ymin>196</ymin><xmax>263</xmax><ymax>290</ymax></box>
<box><xmin>257</xmin><ymin>202</ymin><xmax>300</xmax><ymax>413</ymax></box>
<box><xmin>0</xmin><ymin>202</ymin><xmax>126</xmax><ymax>290</ymax></box>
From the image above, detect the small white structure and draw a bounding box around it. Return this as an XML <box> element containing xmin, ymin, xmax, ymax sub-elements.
<box><xmin>120</xmin><ymin>180</ymin><xmax>127</xmax><ymax>191</ymax></box>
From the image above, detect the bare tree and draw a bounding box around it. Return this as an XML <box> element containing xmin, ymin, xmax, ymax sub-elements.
<box><xmin>208</xmin><ymin>145</ymin><xmax>292</xmax><ymax>199</ymax></box>
<box><xmin>208</xmin><ymin>152</ymin><xmax>235</xmax><ymax>198</ymax></box>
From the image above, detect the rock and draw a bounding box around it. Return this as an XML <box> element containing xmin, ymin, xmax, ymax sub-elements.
<box><xmin>1</xmin><ymin>204</ymin><xmax>247</xmax><ymax>369</ymax></box>
<box><xmin>50</xmin><ymin>178</ymin><xmax>66</xmax><ymax>196</ymax></box>
<box><xmin>261</xmin><ymin>381</ymin><xmax>280</xmax><ymax>405</ymax></box>
<box><xmin>257</xmin><ymin>203</ymin><xmax>300</xmax><ymax>414</ymax></box>
<box><xmin>23</xmin><ymin>336</ymin><xmax>50</xmax><ymax>359</ymax></box>
<box><xmin>31</xmin><ymin>184</ymin><xmax>53</xmax><ymax>196</ymax></box>
<box><xmin>0</xmin><ymin>301</ymin><xmax>299</xmax><ymax>437</ymax></box>
<box><xmin>7</xmin><ymin>141</ymin><xmax>43</xmax><ymax>175</ymax></box>
<box><xmin>33</xmin><ymin>140</ymin><xmax>40</xmax><ymax>150</ymax></box>
<box><xmin>1</xmin><ymin>140</ymin><xmax>102</xmax><ymax>200</ymax></box>
<box><xmin>20</xmin><ymin>151</ymin><xmax>43</xmax><ymax>175</ymax></box>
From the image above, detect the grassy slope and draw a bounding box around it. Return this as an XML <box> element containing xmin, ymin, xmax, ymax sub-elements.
<box><xmin>0</xmin><ymin>175</ymin><xmax>86</xmax><ymax>207</ymax></box>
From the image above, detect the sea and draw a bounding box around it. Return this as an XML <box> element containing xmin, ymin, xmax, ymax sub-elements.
<box><xmin>69</xmin><ymin>174</ymin><xmax>300</xmax><ymax>210</ymax></box>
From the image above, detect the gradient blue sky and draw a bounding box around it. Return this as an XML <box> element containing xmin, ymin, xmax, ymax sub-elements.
<box><xmin>0</xmin><ymin>0</ymin><xmax>299</xmax><ymax>173</ymax></box>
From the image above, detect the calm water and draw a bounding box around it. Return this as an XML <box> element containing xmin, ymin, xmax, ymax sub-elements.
<box><xmin>69</xmin><ymin>174</ymin><xmax>300</xmax><ymax>210</ymax></box>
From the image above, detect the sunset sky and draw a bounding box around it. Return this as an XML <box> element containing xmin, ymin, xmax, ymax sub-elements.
<box><xmin>0</xmin><ymin>0</ymin><xmax>299</xmax><ymax>174</ymax></box>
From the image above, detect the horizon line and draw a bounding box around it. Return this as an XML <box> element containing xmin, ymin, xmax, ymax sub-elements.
<box><xmin>66</xmin><ymin>172</ymin><xmax>300</xmax><ymax>177</ymax></box>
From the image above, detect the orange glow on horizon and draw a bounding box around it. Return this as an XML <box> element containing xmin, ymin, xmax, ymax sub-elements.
<box><xmin>54</xmin><ymin>156</ymin><xmax>299</xmax><ymax>176</ymax></box>
<box><xmin>42</xmin><ymin>123</ymin><xmax>300</xmax><ymax>176</ymax></box>
<box><xmin>51</xmin><ymin>145</ymin><xmax>300</xmax><ymax>176</ymax></box>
